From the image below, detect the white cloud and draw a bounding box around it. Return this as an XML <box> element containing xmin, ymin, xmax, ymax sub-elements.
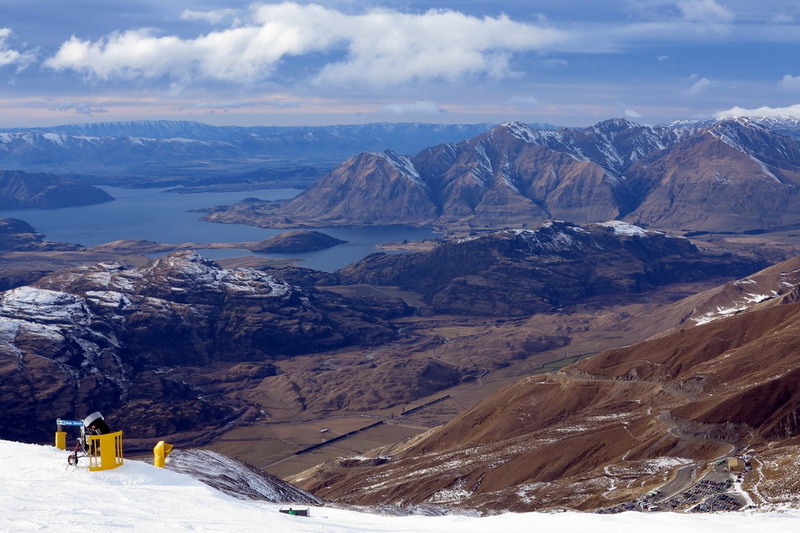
<box><xmin>686</xmin><ymin>77</ymin><xmax>712</xmax><ymax>95</ymax></box>
<box><xmin>716</xmin><ymin>104</ymin><xmax>800</xmax><ymax>119</ymax></box>
<box><xmin>180</xmin><ymin>9</ymin><xmax>239</xmax><ymax>26</ymax></box>
<box><xmin>779</xmin><ymin>74</ymin><xmax>800</xmax><ymax>92</ymax></box>
<box><xmin>677</xmin><ymin>0</ymin><xmax>734</xmax><ymax>24</ymax></box>
<box><xmin>381</xmin><ymin>100</ymin><xmax>445</xmax><ymax>114</ymax></box>
<box><xmin>656</xmin><ymin>55</ymin><xmax>669</xmax><ymax>61</ymax></box>
<box><xmin>0</xmin><ymin>28</ymin><xmax>35</xmax><ymax>70</ymax></box>
<box><xmin>624</xmin><ymin>109</ymin><xmax>643</xmax><ymax>118</ymax></box>
<box><xmin>44</xmin><ymin>3</ymin><xmax>569</xmax><ymax>87</ymax></box>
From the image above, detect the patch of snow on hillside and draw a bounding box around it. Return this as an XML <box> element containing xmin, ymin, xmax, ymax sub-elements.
<box><xmin>0</xmin><ymin>287</ymin><xmax>91</xmax><ymax>324</ymax></box>
<box><xmin>0</xmin><ymin>319</ymin><xmax>22</xmax><ymax>358</ymax></box>
<box><xmin>470</xmin><ymin>141</ymin><xmax>495</xmax><ymax>188</ymax></box>
<box><xmin>692</xmin><ymin>293</ymin><xmax>775</xmax><ymax>325</ymax></box>
<box><xmin>751</xmin><ymin>156</ymin><xmax>782</xmax><ymax>182</ymax></box>
<box><xmin>84</xmin><ymin>291</ymin><xmax>132</xmax><ymax>309</ymax></box>
<box><xmin>646</xmin><ymin>457</ymin><xmax>693</xmax><ymax>470</ymax></box>
<box><xmin>427</xmin><ymin>481</ymin><xmax>473</xmax><ymax>505</ymax></box>
<box><xmin>41</xmin><ymin>132</ymin><xmax>67</xmax><ymax>146</ymax></box>
<box><xmin>223</xmin><ymin>269</ymin><xmax>291</xmax><ymax>297</ymax></box>
<box><xmin>598</xmin><ymin>220</ymin><xmax>647</xmax><ymax>236</ymax></box>
<box><xmin>501</xmin><ymin>121</ymin><xmax>537</xmax><ymax>142</ymax></box>
<box><xmin>379</xmin><ymin>150</ymin><xmax>423</xmax><ymax>186</ymax></box>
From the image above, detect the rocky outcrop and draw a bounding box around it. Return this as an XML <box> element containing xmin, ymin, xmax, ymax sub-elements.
<box><xmin>0</xmin><ymin>170</ymin><xmax>113</xmax><ymax>209</ymax></box>
<box><xmin>338</xmin><ymin>220</ymin><xmax>766</xmax><ymax>316</ymax></box>
<box><xmin>250</xmin><ymin>230</ymin><xmax>347</xmax><ymax>253</ymax></box>
<box><xmin>0</xmin><ymin>251</ymin><xmax>409</xmax><ymax>443</ymax></box>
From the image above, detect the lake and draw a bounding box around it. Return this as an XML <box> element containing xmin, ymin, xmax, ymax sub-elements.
<box><xmin>0</xmin><ymin>187</ymin><xmax>437</xmax><ymax>272</ymax></box>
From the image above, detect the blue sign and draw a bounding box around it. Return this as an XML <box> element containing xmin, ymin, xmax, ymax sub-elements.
<box><xmin>56</xmin><ymin>419</ymin><xmax>84</xmax><ymax>427</ymax></box>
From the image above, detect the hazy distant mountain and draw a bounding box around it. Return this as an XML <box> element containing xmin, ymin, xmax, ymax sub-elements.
<box><xmin>0</xmin><ymin>121</ymin><xmax>560</xmax><ymax>186</ymax></box>
<box><xmin>247</xmin><ymin>117</ymin><xmax>800</xmax><ymax>233</ymax></box>
<box><xmin>664</xmin><ymin>115</ymin><xmax>800</xmax><ymax>140</ymax></box>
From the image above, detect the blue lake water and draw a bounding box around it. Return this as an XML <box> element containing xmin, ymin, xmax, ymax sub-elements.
<box><xmin>0</xmin><ymin>187</ymin><xmax>437</xmax><ymax>272</ymax></box>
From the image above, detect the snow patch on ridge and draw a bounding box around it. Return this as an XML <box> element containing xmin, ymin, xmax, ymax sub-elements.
<box><xmin>378</xmin><ymin>150</ymin><xmax>424</xmax><ymax>186</ymax></box>
<box><xmin>0</xmin><ymin>287</ymin><xmax>91</xmax><ymax>325</ymax></box>
<box><xmin>692</xmin><ymin>292</ymin><xmax>777</xmax><ymax>326</ymax></box>
<box><xmin>597</xmin><ymin>220</ymin><xmax>648</xmax><ymax>236</ymax></box>
<box><xmin>501</xmin><ymin>121</ymin><xmax>538</xmax><ymax>143</ymax></box>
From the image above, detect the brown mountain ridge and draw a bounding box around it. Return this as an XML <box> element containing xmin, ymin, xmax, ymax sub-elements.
<box><xmin>293</xmin><ymin>256</ymin><xmax>800</xmax><ymax>511</ymax></box>
<box><xmin>337</xmin><ymin>220</ymin><xmax>766</xmax><ymax>316</ymax></box>
<box><xmin>201</xmin><ymin>117</ymin><xmax>800</xmax><ymax>233</ymax></box>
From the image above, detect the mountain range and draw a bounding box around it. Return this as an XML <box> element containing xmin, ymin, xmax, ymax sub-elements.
<box><xmin>7</xmin><ymin>114</ymin><xmax>800</xmax><ymax>515</ymax></box>
<box><xmin>338</xmin><ymin>220</ymin><xmax>765</xmax><ymax>316</ymax></box>
<box><xmin>0</xmin><ymin>251</ymin><xmax>409</xmax><ymax>445</ymax></box>
<box><xmin>0</xmin><ymin>121</ymin><xmax>517</xmax><ymax>186</ymax></box>
<box><xmin>208</xmin><ymin>116</ymin><xmax>800</xmax><ymax>233</ymax></box>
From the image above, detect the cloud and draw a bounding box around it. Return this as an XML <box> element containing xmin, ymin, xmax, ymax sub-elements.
<box><xmin>44</xmin><ymin>3</ymin><xmax>569</xmax><ymax>87</ymax></box>
<box><xmin>189</xmin><ymin>101</ymin><xmax>257</xmax><ymax>110</ymax></box>
<box><xmin>0</xmin><ymin>28</ymin><xmax>35</xmax><ymax>71</ymax></box>
<box><xmin>505</xmin><ymin>96</ymin><xmax>541</xmax><ymax>108</ymax></box>
<box><xmin>686</xmin><ymin>77</ymin><xmax>712</xmax><ymax>95</ymax></box>
<box><xmin>188</xmin><ymin>100</ymin><xmax>299</xmax><ymax>110</ymax></box>
<box><xmin>542</xmin><ymin>57</ymin><xmax>569</xmax><ymax>67</ymax></box>
<box><xmin>779</xmin><ymin>74</ymin><xmax>800</xmax><ymax>92</ymax></box>
<box><xmin>677</xmin><ymin>0</ymin><xmax>733</xmax><ymax>24</ymax></box>
<box><xmin>180</xmin><ymin>9</ymin><xmax>239</xmax><ymax>25</ymax></box>
<box><xmin>56</xmin><ymin>102</ymin><xmax>108</xmax><ymax>115</ymax></box>
<box><xmin>624</xmin><ymin>108</ymin><xmax>643</xmax><ymax>118</ymax></box>
<box><xmin>381</xmin><ymin>100</ymin><xmax>445</xmax><ymax>114</ymax></box>
<box><xmin>656</xmin><ymin>55</ymin><xmax>669</xmax><ymax>61</ymax></box>
<box><xmin>715</xmin><ymin>104</ymin><xmax>800</xmax><ymax>119</ymax></box>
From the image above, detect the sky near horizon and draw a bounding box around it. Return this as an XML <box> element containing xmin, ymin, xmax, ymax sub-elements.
<box><xmin>0</xmin><ymin>0</ymin><xmax>798</xmax><ymax>128</ymax></box>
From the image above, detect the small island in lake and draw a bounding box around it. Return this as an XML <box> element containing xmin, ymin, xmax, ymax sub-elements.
<box><xmin>250</xmin><ymin>230</ymin><xmax>347</xmax><ymax>254</ymax></box>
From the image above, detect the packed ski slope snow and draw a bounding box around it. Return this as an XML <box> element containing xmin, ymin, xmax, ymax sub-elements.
<box><xmin>2</xmin><ymin>440</ymin><xmax>800</xmax><ymax>532</ymax></box>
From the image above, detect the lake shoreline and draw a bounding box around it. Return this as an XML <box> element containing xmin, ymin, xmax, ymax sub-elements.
<box><xmin>0</xmin><ymin>186</ymin><xmax>437</xmax><ymax>272</ymax></box>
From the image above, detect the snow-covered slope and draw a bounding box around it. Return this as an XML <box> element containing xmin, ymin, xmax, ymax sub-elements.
<box><xmin>165</xmin><ymin>448</ymin><xmax>322</xmax><ymax>504</ymax></box>
<box><xmin>1</xmin><ymin>440</ymin><xmax>799</xmax><ymax>532</ymax></box>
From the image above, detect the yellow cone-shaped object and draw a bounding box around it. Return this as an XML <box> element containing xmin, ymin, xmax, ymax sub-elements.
<box><xmin>153</xmin><ymin>440</ymin><xmax>174</xmax><ymax>468</ymax></box>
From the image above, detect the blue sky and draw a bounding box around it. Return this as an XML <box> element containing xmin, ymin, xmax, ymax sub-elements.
<box><xmin>0</xmin><ymin>0</ymin><xmax>798</xmax><ymax>127</ymax></box>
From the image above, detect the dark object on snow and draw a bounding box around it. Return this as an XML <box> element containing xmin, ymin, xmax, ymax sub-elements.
<box><xmin>280</xmin><ymin>507</ymin><xmax>309</xmax><ymax>517</ymax></box>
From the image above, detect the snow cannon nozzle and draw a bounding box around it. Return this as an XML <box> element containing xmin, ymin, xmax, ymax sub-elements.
<box><xmin>83</xmin><ymin>411</ymin><xmax>111</xmax><ymax>435</ymax></box>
